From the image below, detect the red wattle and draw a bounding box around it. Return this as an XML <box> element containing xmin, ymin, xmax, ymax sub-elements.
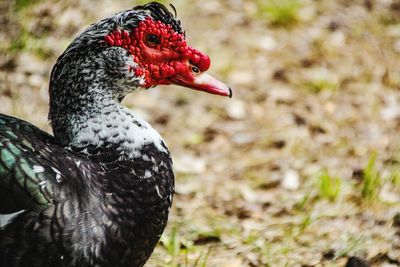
<box><xmin>103</xmin><ymin>17</ymin><xmax>212</xmax><ymax>88</ymax></box>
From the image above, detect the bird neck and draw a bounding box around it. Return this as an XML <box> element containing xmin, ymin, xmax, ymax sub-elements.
<box><xmin>49</xmin><ymin>80</ymin><xmax>167</xmax><ymax>158</ymax></box>
<box><xmin>69</xmin><ymin>100</ymin><xmax>167</xmax><ymax>157</ymax></box>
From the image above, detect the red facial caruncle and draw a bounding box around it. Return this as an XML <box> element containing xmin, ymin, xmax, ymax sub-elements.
<box><xmin>104</xmin><ymin>17</ymin><xmax>232</xmax><ymax>97</ymax></box>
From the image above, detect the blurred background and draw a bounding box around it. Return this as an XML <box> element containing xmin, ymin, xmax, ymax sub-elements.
<box><xmin>1</xmin><ymin>0</ymin><xmax>400</xmax><ymax>266</ymax></box>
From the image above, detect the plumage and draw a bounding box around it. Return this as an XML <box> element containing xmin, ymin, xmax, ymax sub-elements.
<box><xmin>0</xmin><ymin>2</ymin><xmax>231</xmax><ymax>266</ymax></box>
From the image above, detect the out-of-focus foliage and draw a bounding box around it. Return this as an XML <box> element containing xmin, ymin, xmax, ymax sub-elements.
<box><xmin>318</xmin><ymin>170</ymin><xmax>342</xmax><ymax>202</ymax></box>
<box><xmin>361</xmin><ymin>153</ymin><xmax>382</xmax><ymax>201</ymax></box>
<box><xmin>256</xmin><ymin>0</ymin><xmax>301</xmax><ymax>26</ymax></box>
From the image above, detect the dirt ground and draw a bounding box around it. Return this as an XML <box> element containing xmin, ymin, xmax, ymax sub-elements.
<box><xmin>1</xmin><ymin>0</ymin><xmax>400</xmax><ymax>266</ymax></box>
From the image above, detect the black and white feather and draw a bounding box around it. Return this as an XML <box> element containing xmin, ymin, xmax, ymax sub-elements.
<box><xmin>0</xmin><ymin>3</ymin><xmax>178</xmax><ymax>267</ymax></box>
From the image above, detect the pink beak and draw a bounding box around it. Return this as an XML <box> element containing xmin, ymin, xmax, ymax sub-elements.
<box><xmin>171</xmin><ymin>71</ymin><xmax>232</xmax><ymax>98</ymax></box>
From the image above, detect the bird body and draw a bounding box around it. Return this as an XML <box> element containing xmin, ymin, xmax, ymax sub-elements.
<box><xmin>0</xmin><ymin>112</ymin><xmax>174</xmax><ymax>267</ymax></box>
<box><xmin>0</xmin><ymin>2</ymin><xmax>231</xmax><ymax>266</ymax></box>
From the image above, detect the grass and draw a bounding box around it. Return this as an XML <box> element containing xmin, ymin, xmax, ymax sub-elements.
<box><xmin>14</xmin><ymin>0</ymin><xmax>40</xmax><ymax>10</ymax></box>
<box><xmin>3</xmin><ymin>1</ymin><xmax>54</xmax><ymax>59</ymax></box>
<box><xmin>256</xmin><ymin>0</ymin><xmax>302</xmax><ymax>27</ymax></box>
<box><xmin>361</xmin><ymin>153</ymin><xmax>382</xmax><ymax>201</ymax></box>
<box><xmin>7</xmin><ymin>30</ymin><xmax>52</xmax><ymax>60</ymax></box>
<box><xmin>294</xmin><ymin>193</ymin><xmax>311</xmax><ymax>211</ymax></box>
<box><xmin>335</xmin><ymin>234</ymin><xmax>365</xmax><ymax>259</ymax></box>
<box><xmin>304</xmin><ymin>78</ymin><xmax>338</xmax><ymax>93</ymax></box>
<box><xmin>389</xmin><ymin>167</ymin><xmax>400</xmax><ymax>188</ymax></box>
<box><xmin>303</xmin><ymin>68</ymin><xmax>338</xmax><ymax>93</ymax></box>
<box><xmin>159</xmin><ymin>225</ymin><xmax>212</xmax><ymax>267</ymax></box>
<box><xmin>191</xmin><ymin>248</ymin><xmax>211</xmax><ymax>267</ymax></box>
<box><xmin>160</xmin><ymin>226</ymin><xmax>182</xmax><ymax>263</ymax></box>
<box><xmin>8</xmin><ymin>29</ymin><xmax>29</xmax><ymax>53</ymax></box>
<box><xmin>318</xmin><ymin>170</ymin><xmax>342</xmax><ymax>202</ymax></box>
<box><xmin>298</xmin><ymin>213</ymin><xmax>313</xmax><ymax>232</ymax></box>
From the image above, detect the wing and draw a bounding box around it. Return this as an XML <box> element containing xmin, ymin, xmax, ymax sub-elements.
<box><xmin>0</xmin><ymin>114</ymin><xmax>85</xmax><ymax>214</ymax></box>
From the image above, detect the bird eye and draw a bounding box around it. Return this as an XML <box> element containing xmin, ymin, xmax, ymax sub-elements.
<box><xmin>191</xmin><ymin>66</ymin><xmax>200</xmax><ymax>74</ymax></box>
<box><xmin>145</xmin><ymin>34</ymin><xmax>160</xmax><ymax>46</ymax></box>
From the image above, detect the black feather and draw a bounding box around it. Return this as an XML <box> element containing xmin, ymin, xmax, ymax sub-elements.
<box><xmin>134</xmin><ymin>2</ymin><xmax>183</xmax><ymax>35</ymax></box>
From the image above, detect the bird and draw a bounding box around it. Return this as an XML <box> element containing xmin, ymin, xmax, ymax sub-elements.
<box><xmin>0</xmin><ymin>2</ymin><xmax>231</xmax><ymax>266</ymax></box>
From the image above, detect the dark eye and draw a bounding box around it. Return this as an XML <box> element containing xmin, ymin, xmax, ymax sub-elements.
<box><xmin>145</xmin><ymin>34</ymin><xmax>160</xmax><ymax>46</ymax></box>
<box><xmin>191</xmin><ymin>66</ymin><xmax>200</xmax><ymax>74</ymax></box>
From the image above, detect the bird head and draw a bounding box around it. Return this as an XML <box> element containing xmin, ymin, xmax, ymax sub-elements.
<box><xmin>102</xmin><ymin>3</ymin><xmax>232</xmax><ymax>97</ymax></box>
<box><xmin>53</xmin><ymin>2</ymin><xmax>231</xmax><ymax>99</ymax></box>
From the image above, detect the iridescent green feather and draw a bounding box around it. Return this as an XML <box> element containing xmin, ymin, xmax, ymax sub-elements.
<box><xmin>0</xmin><ymin>114</ymin><xmax>60</xmax><ymax>213</ymax></box>
<box><xmin>1</xmin><ymin>148</ymin><xmax>15</xmax><ymax>169</ymax></box>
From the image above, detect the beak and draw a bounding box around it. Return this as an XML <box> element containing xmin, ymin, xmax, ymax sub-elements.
<box><xmin>166</xmin><ymin>47</ymin><xmax>232</xmax><ymax>97</ymax></box>
<box><xmin>171</xmin><ymin>73</ymin><xmax>232</xmax><ymax>97</ymax></box>
<box><xmin>171</xmin><ymin>72</ymin><xmax>232</xmax><ymax>98</ymax></box>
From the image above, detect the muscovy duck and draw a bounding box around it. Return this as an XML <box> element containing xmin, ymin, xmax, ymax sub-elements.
<box><xmin>0</xmin><ymin>2</ymin><xmax>231</xmax><ymax>266</ymax></box>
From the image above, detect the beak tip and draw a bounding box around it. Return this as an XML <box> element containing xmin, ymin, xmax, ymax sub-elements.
<box><xmin>228</xmin><ymin>87</ymin><xmax>233</xmax><ymax>98</ymax></box>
